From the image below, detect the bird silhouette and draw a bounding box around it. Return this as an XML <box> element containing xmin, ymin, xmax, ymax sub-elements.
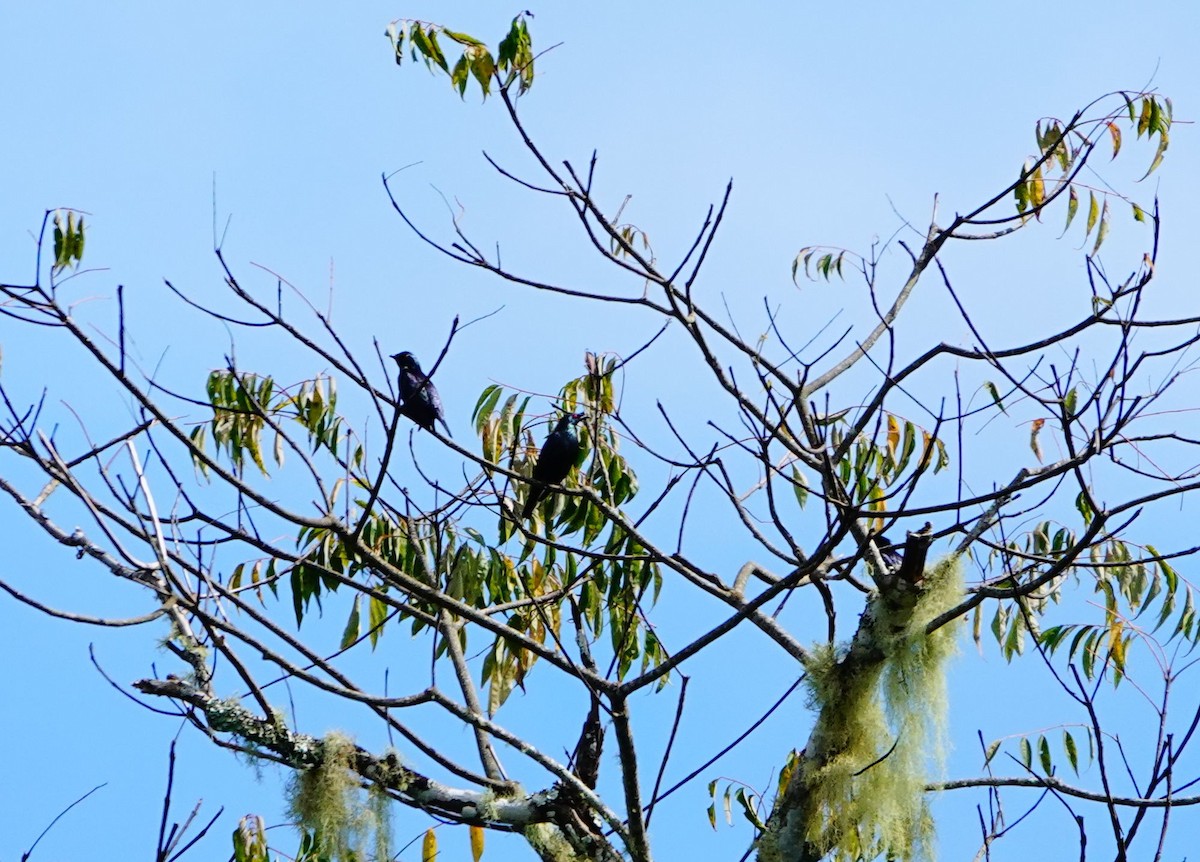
<box><xmin>521</xmin><ymin>412</ymin><xmax>584</xmax><ymax>520</ymax></box>
<box><xmin>391</xmin><ymin>351</ymin><xmax>452</xmax><ymax>437</ymax></box>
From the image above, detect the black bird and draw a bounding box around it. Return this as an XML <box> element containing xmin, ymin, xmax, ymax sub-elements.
<box><xmin>874</xmin><ymin>535</ymin><xmax>904</xmax><ymax>571</ymax></box>
<box><xmin>391</xmin><ymin>351</ymin><xmax>452</xmax><ymax>437</ymax></box>
<box><xmin>521</xmin><ymin>413</ymin><xmax>584</xmax><ymax>520</ymax></box>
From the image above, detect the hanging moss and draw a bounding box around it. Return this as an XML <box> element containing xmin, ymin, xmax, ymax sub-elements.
<box><xmin>286</xmin><ymin>731</ymin><xmax>393</xmax><ymax>862</ymax></box>
<box><xmin>796</xmin><ymin>556</ymin><xmax>963</xmax><ymax>862</ymax></box>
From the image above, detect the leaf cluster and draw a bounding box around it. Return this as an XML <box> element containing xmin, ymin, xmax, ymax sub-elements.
<box><xmin>386</xmin><ymin>13</ymin><xmax>534</xmax><ymax>100</ymax></box>
<box><xmin>51</xmin><ymin>208</ymin><xmax>86</xmax><ymax>273</ymax></box>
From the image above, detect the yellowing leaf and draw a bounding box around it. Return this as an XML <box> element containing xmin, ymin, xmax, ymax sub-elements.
<box><xmin>1030</xmin><ymin>164</ymin><xmax>1045</xmax><ymax>211</ymax></box>
<box><xmin>1014</xmin><ymin>164</ymin><xmax>1030</xmax><ymax>214</ymax></box>
<box><xmin>886</xmin><ymin>414</ymin><xmax>900</xmax><ymax>459</ymax></box>
<box><xmin>470</xmin><ymin>825</ymin><xmax>485</xmax><ymax>862</ymax></box>
<box><xmin>1107</xmin><ymin>121</ymin><xmax>1121</xmax><ymax>159</ymax></box>
<box><xmin>1063</xmin><ymin>186</ymin><xmax>1079</xmax><ymax>234</ymax></box>
<box><xmin>1030</xmin><ymin>418</ymin><xmax>1045</xmax><ymax>463</ymax></box>
<box><xmin>422</xmin><ymin>827</ymin><xmax>438</xmax><ymax>862</ymax></box>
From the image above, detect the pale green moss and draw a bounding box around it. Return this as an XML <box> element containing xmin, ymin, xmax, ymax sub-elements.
<box><xmin>286</xmin><ymin>731</ymin><xmax>392</xmax><ymax>861</ymax></box>
<box><xmin>798</xmin><ymin>556</ymin><xmax>964</xmax><ymax>862</ymax></box>
<box><xmin>522</xmin><ymin>822</ymin><xmax>587</xmax><ymax>862</ymax></box>
<box><xmin>368</xmin><ymin>783</ymin><xmax>393</xmax><ymax>862</ymax></box>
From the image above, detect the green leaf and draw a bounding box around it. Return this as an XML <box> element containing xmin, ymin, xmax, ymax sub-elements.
<box><xmin>368</xmin><ymin>594</ymin><xmax>388</xmax><ymax>648</ymax></box>
<box><xmin>1142</xmin><ymin>128</ymin><xmax>1169</xmax><ymax>180</ymax></box>
<box><xmin>1063</xmin><ymin>729</ymin><xmax>1079</xmax><ymax>774</ymax></box>
<box><xmin>1014</xmin><ymin>167</ymin><xmax>1029</xmax><ymax>214</ymax></box>
<box><xmin>983</xmin><ymin>739</ymin><xmax>1002</xmax><ymax>767</ymax></box>
<box><xmin>341</xmin><ymin>595</ymin><xmax>361</xmax><ymax>649</ymax></box>
<box><xmin>469</xmin><ymin>49</ymin><xmax>496</xmax><ymax>96</ymax></box>
<box><xmin>1063</xmin><ymin>387</ymin><xmax>1077</xmax><ymax>418</ymax></box>
<box><xmin>473</xmin><ymin>384</ymin><xmax>503</xmax><ymax>427</ymax></box>
<box><xmin>1063</xmin><ymin>186</ymin><xmax>1079</xmax><ymax>234</ymax></box>
<box><xmin>442</xmin><ymin>28</ymin><xmax>486</xmax><ymax>47</ymax></box>
<box><xmin>1038</xmin><ymin>735</ymin><xmax>1052</xmax><ymax>774</ymax></box>
<box><xmin>1019</xmin><ymin>736</ymin><xmax>1032</xmax><ymax>768</ymax></box>
<box><xmin>1092</xmin><ymin>199</ymin><xmax>1110</xmax><ymax>255</ymax></box>
<box><xmin>424</xmin><ymin>29</ymin><xmax>449</xmax><ymax>72</ymax></box>
<box><xmin>984</xmin><ymin>381</ymin><xmax>1007</xmax><ymax>415</ymax></box>
<box><xmin>451</xmin><ymin>54</ymin><xmax>469</xmax><ymax>97</ymax></box>
<box><xmin>73</xmin><ymin>216</ymin><xmax>86</xmax><ymax>262</ymax></box>
<box><xmin>790</xmin><ymin>466</ymin><xmax>808</xmax><ymax>509</ymax></box>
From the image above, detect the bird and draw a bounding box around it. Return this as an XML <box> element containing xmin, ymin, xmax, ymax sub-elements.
<box><xmin>874</xmin><ymin>535</ymin><xmax>904</xmax><ymax>571</ymax></box>
<box><xmin>391</xmin><ymin>351</ymin><xmax>452</xmax><ymax>437</ymax></box>
<box><xmin>521</xmin><ymin>412</ymin><xmax>584</xmax><ymax>520</ymax></box>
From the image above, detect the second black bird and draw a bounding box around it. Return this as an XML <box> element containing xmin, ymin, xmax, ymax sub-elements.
<box><xmin>521</xmin><ymin>412</ymin><xmax>584</xmax><ymax>520</ymax></box>
<box><xmin>392</xmin><ymin>351</ymin><xmax>452</xmax><ymax>437</ymax></box>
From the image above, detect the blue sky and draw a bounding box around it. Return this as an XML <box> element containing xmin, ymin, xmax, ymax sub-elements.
<box><xmin>3</xmin><ymin>3</ymin><xmax>1200</xmax><ymax>860</ymax></box>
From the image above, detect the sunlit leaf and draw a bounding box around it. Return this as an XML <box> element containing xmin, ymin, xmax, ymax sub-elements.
<box><xmin>783</xmin><ymin>464</ymin><xmax>807</xmax><ymax>509</ymax></box>
<box><xmin>983</xmin><ymin>739</ymin><xmax>1001</xmax><ymax>767</ymax></box>
<box><xmin>1030</xmin><ymin>164</ymin><xmax>1045</xmax><ymax>212</ymax></box>
<box><xmin>470</xmin><ymin>824</ymin><xmax>485</xmax><ymax>862</ymax></box>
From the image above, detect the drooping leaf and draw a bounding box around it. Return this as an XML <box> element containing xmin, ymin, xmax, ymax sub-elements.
<box><xmin>1038</xmin><ymin>735</ymin><xmax>1052</xmax><ymax>774</ymax></box>
<box><xmin>1063</xmin><ymin>730</ymin><xmax>1079</xmax><ymax>774</ymax></box>
<box><xmin>1092</xmin><ymin>199</ymin><xmax>1110</xmax><ymax>254</ymax></box>
<box><xmin>984</xmin><ymin>381</ymin><xmax>1007</xmax><ymax>415</ymax></box>
<box><xmin>340</xmin><ymin>595</ymin><xmax>361</xmax><ymax>649</ymax></box>
<box><xmin>1063</xmin><ymin>186</ymin><xmax>1079</xmax><ymax>234</ymax></box>
<box><xmin>1085</xmin><ymin>191</ymin><xmax>1099</xmax><ymax>238</ymax></box>
<box><xmin>1029</xmin><ymin>417</ymin><xmax>1045</xmax><ymax>463</ymax></box>
<box><xmin>469</xmin><ymin>824</ymin><xmax>485</xmax><ymax>862</ymax></box>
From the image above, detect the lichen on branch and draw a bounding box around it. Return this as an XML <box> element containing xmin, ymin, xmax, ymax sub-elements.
<box><xmin>761</xmin><ymin>556</ymin><xmax>964</xmax><ymax>862</ymax></box>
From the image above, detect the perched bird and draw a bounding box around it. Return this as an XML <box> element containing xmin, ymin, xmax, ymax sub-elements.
<box><xmin>391</xmin><ymin>351</ymin><xmax>452</xmax><ymax>437</ymax></box>
<box><xmin>874</xmin><ymin>535</ymin><xmax>904</xmax><ymax>571</ymax></box>
<box><xmin>521</xmin><ymin>413</ymin><xmax>584</xmax><ymax>520</ymax></box>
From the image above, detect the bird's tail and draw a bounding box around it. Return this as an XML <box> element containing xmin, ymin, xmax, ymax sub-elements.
<box><xmin>520</xmin><ymin>487</ymin><xmax>546</xmax><ymax>521</ymax></box>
